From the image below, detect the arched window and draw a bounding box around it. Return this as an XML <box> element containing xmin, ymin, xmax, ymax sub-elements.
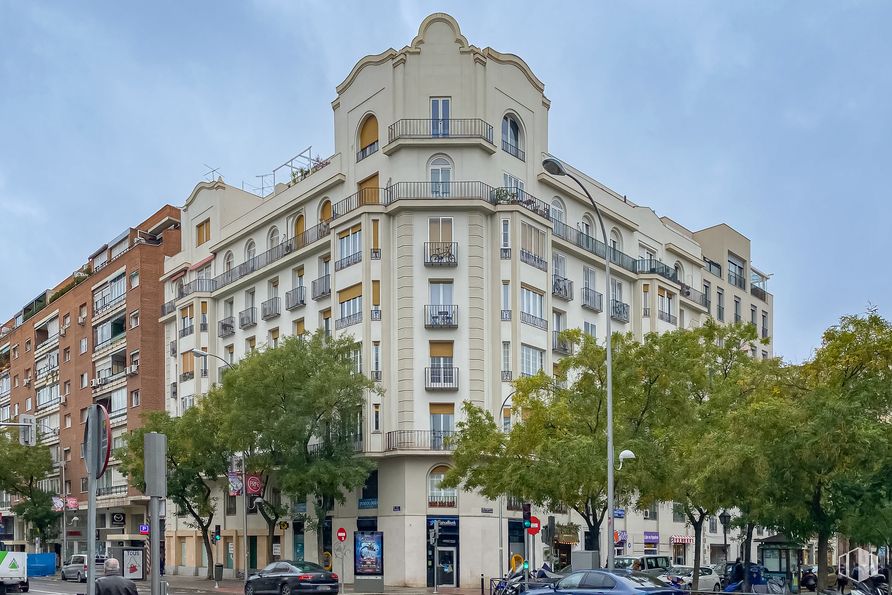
<box><xmin>609</xmin><ymin>228</ymin><xmax>623</xmax><ymax>253</ymax></box>
<box><xmin>580</xmin><ymin>215</ymin><xmax>595</xmax><ymax>238</ymax></box>
<box><xmin>223</xmin><ymin>251</ymin><xmax>234</xmax><ymax>272</ymax></box>
<box><xmin>320</xmin><ymin>199</ymin><xmax>332</xmax><ymax>223</ymax></box>
<box><xmin>245</xmin><ymin>240</ymin><xmax>256</xmax><ymax>262</ymax></box>
<box><xmin>501</xmin><ymin>113</ymin><xmax>524</xmax><ymax>160</ymax></box>
<box><xmin>428</xmin><ymin>155</ymin><xmax>453</xmax><ymax>198</ymax></box>
<box><xmin>267</xmin><ymin>227</ymin><xmax>280</xmax><ymax>249</ymax></box>
<box><xmin>674</xmin><ymin>262</ymin><xmax>684</xmax><ymax>284</ymax></box>
<box><xmin>293</xmin><ymin>214</ymin><xmax>305</xmax><ymax>239</ymax></box>
<box><xmin>428</xmin><ymin>465</ymin><xmax>457</xmax><ymax>507</ymax></box>
<box><xmin>551</xmin><ymin>198</ymin><xmax>566</xmax><ymax>225</ymax></box>
<box><xmin>357</xmin><ymin>114</ymin><xmax>379</xmax><ymax>161</ymax></box>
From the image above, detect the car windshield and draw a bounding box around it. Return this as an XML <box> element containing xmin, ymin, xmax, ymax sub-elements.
<box><xmin>291</xmin><ymin>561</ymin><xmax>325</xmax><ymax>572</ymax></box>
<box><xmin>624</xmin><ymin>572</ymin><xmax>672</xmax><ymax>587</ymax></box>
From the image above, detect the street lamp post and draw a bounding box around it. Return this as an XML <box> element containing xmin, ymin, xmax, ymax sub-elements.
<box><xmin>542</xmin><ymin>157</ymin><xmax>616</xmax><ymax>569</ymax></box>
<box><xmin>720</xmin><ymin>511</ymin><xmax>731</xmax><ymax>562</ymax></box>
<box><xmin>497</xmin><ymin>390</ymin><xmax>516</xmax><ymax>579</ymax></box>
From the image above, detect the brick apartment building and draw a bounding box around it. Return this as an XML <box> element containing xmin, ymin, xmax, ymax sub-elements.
<box><xmin>0</xmin><ymin>205</ymin><xmax>180</xmax><ymax>559</ymax></box>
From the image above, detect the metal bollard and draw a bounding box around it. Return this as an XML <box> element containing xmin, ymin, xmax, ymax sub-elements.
<box><xmin>481</xmin><ymin>573</ymin><xmax>485</xmax><ymax>595</ymax></box>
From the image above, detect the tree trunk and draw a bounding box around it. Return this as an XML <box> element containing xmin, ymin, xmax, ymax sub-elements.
<box><xmin>201</xmin><ymin>528</ymin><xmax>214</xmax><ymax>580</ymax></box>
<box><xmin>265</xmin><ymin>515</ymin><xmax>277</xmax><ymax>563</ymax></box>
<box><xmin>743</xmin><ymin>523</ymin><xmax>754</xmax><ymax>592</ymax></box>
<box><xmin>816</xmin><ymin>531</ymin><xmax>830</xmax><ymax>591</ymax></box>
<box><xmin>691</xmin><ymin>516</ymin><xmax>704</xmax><ymax>591</ymax></box>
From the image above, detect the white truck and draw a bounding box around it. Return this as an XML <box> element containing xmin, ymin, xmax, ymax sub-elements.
<box><xmin>0</xmin><ymin>550</ymin><xmax>28</xmax><ymax>594</ymax></box>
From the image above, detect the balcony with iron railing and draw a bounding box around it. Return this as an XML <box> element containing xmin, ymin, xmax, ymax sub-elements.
<box><xmin>388</xmin><ymin>118</ymin><xmax>494</xmax><ymax>145</ymax></box>
<box><xmin>97</xmin><ymin>484</ymin><xmax>129</xmax><ymax>497</ymax></box>
<box><xmin>180</xmin><ymin>370</ymin><xmax>195</xmax><ymax>382</ymax></box>
<box><xmin>384</xmin><ymin>181</ymin><xmax>551</xmax><ymax>220</ymax></box>
<box><xmin>179</xmin><ymin>324</ymin><xmax>194</xmax><ymax>338</ymax></box>
<box><xmin>356</xmin><ymin>140</ymin><xmax>379</xmax><ymax>162</ymax></box>
<box><xmin>239</xmin><ymin>307</ymin><xmax>257</xmax><ymax>329</ymax></box>
<box><xmin>371</xmin><ymin>308</ymin><xmax>381</xmax><ymax>321</ymax></box>
<box><xmin>501</xmin><ymin>309</ymin><xmax>511</xmax><ymax>321</ymax></box>
<box><xmin>332</xmin><ymin>188</ymin><xmax>390</xmax><ymax>219</ymax></box>
<box><xmin>751</xmin><ymin>285</ymin><xmax>767</xmax><ymax>301</ymax></box>
<box><xmin>425</xmin><ymin>366</ymin><xmax>459</xmax><ymax>391</ymax></box>
<box><xmin>658</xmin><ymin>310</ymin><xmax>678</xmax><ymax>326</ymax></box>
<box><xmin>424</xmin><ymin>242</ymin><xmax>458</xmax><ymax>266</ymax></box>
<box><xmin>637</xmin><ymin>259</ymin><xmax>679</xmax><ymax>283</ymax></box>
<box><xmin>335</xmin><ymin>311</ymin><xmax>362</xmax><ymax>330</ymax></box>
<box><xmin>552</xmin><ymin>275</ymin><xmax>573</xmax><ymax>300</ymax></box>
<box><xmin>335</xmin><ymin>251</ymin><xmax>362</xmax><ymax>271</ymax></box>
<box><xmin>424</xmin><ymin>305</ymin><xmax>458</xmax><ymax>329</ymax></box>
<box><xmin>502</xmin><ymin>140</ymin><xmax>525</xmax><ymax>161</ymax></box>
<box><xmin>680</xmin><ymin>283</ymin><xmax>708</xmax><ymax>308</ymax></box>
<box><xmin>552</xmin><ymin>331</ymin><xmax>572</xmax><ymax>355</ymax></box>
<box><xmin>93</xmin><ymin>293</ymin><xmax>125</xmax><ymax>317</ymax></box>
<box><xmin>177</xmin><ymin>278</ymin><xmax>217</xmax><ymax>298</ymax></box>
<box><xmin>286</xmin><ymin>286</ymin><xmax>306</xmax><ymax>310</ymax></box>
<box><xmin>311</xmin><ymin>275</ymin><xmax>331</xmax><ymax>300</ymax></box>
<box><xmin>581</xmin><ymin>288</ymin><xmax>604</xmax><ymax>312</ymax></box>
<box><xmin>219</xmin><ymin>317</ymin><xmax>235</xmax><ymax>337</ymax></box>
<box><xmin>520</xmin><ymin>249</ymin><xmax>547</xmax><ymax>271</ymax></box>
<box><xmin>520</xmin><ymin>311</ymin><xmax>548</xmax><ymax>330</ymax></box>
<box><xmin>161</xmin><ymin>300</ymin><xmax>176</xmax><ymax>316</ymax></box>
<box><xmin>385</xmin><ymin>430</ymin><xmax>456</xmax><ymax>452</ymax></box>
<box><xmin>500</xmin><ymin>247</ymin><xmax>511</xmax><ymax>259</ymax></box>
<box><xmin>501</xmin><ymin>370</ymin><xmax>513</xmax><ymax>382</ymax></box>
<box><xmin>261</xmin><ymin>297</ymin><xmax>280</xmax><ymax>320</ymax></box>
<box><xmin>610</xmin><ymin>300</ymin><xmax>630</xmax><ymax>323</ymax></box>
<box><xmin>370</xmin><ymin>248</ymin><xmax>381</xmax><ymax>260</ymax></box>
<box><xmin>729</xmin><ymin>271</ymin><xmax>746</xmax><ymax>290</ymax></box>
<box><xmin>428</xmin><ymin>494</ymin><xmax>458</xmax><ymax>508</ymax></box>
<box><xmin>643</xmin><ymin>307</ymin><xmax>651</xmax><ymax>318</ymax></box>
<box><xmin>551</xmin><ymin>220</ymin><xmax>639</xmax><ymax>274</ymax></box>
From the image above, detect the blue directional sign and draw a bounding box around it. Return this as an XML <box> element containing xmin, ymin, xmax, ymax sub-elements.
<box><xmin>139</xmin><ymin>523</ymin><xmax>150</xmax><ymax>535</ymax></box>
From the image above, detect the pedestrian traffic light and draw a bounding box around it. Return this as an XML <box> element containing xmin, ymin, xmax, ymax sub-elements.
<box><xmin>522</xmin><ymin>503</ymin><xmax>532</xmax><ymax>528</ymax></box>
<box><xmin>213</xmin><ymin>524</ymin><xmax>221</xmax><ymax>542</ymax></box>
<box><xmin>522</xmin><ymin>560</ymin><xmax>529</xmax><ymax>570</ymax></box>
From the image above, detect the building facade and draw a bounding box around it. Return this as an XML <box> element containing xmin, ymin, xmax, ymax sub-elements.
<box><xmin>158</xmin><ymin>14</ymin><xmax>774</xmax><ymax>586</ymax></box>
<box><xmin>0</xmin><ymin>206</ymin><xmax>180</xmax><ymax>559</ymax></box>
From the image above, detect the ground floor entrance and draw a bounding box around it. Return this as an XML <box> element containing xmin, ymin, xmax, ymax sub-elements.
<box><xmin>426</xmin><ymin>516</ymin><xmax>459</xmax><ymax>588</ymax></box>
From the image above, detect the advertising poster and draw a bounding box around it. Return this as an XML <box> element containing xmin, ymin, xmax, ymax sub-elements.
<box><xmin>354</xmin><ymin>531</ymin><xmax>383</xmax><ymax>576</ymax></box>
<box><xmin>123</xmin><ymin>548</ymin><xmax>145</xmax><ymax>580</ymax></box>
<box><xmin>227</xmin><ymin>472</ymin><xmax>243</xmax><ymax>496</ymax></box>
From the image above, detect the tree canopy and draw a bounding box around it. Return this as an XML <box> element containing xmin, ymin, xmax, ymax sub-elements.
<box><xmin>0</xmin><ymin>428</ymin><xmax>60</xmax><ymax>548</ymax></box>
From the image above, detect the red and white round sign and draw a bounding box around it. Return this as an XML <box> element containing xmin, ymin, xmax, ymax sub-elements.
<box><xmin>66</xmin><ymin>496</ymin><xmax>79</xmax><ymax>510</ymax></box>
<box><xmin>336</xmin><ymin>527</ymin><xmax>347</xmax><ymax>542</ymax></box>
<box><xmin>246</xmin><ymin>475</ymin><xmax>263</xmax><ymax>494</ymax></box>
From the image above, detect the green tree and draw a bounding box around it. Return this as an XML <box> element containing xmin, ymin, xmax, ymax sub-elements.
<box><xmin>0</xmin><ymin>429</ymin><xmax>60</xmax><ymax>549</ymax></box>
<box><xmin>117</xmin><ymin>393</ymin><xmax>232</xmax><ymax>580</ymax></box>
<box><xmin>219</xmin><ymin>331</ymin><xmax>377</xmax><ymax>562</ymax></box>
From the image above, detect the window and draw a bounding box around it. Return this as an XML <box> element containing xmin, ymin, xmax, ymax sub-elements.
<box><xmin>246</xmin><ymin>336</ymin><xmax>256</xmax><ymax>351</ymax></box>
<box><xmin>430</xmin><ymin>403</ymin><xmax>455</xmax><ymax>445</ymax></box>
<box><xmin>553</xmin><ymin>252</ymin><xmax>566</xmax><ymax>277</ymax></box>
<box><xmin>750</xmin><ymin>306</ymin><xmax>757</xmax><ymax>325</ymax></box>
<box><xmin>12</xmin><ymin>345</ymin><xmax>18</xmax><ymax>359</ymax></box>
<box><xmin>226</xmin><ymin>493</ymin><xmax>237</xmax><ymax>516</ymax></box>
<box><xmin>430</xmin><ymin>97</ymin><xmax>451</xmax><ymax>136</ymax></box>
<box><xmin>703</xmin><ymin>281</ymin><xmax>711</xmax><ymax>311</ymax></box>
<box><xmin>25</xmin><ymin>397</ymin><xmax>32</xmax><ymax>411</ymax></box>
<box><xmin>611</xmin><ymin>278</ymin><xmax>624</xmax><ymax>303</ymax></box>
<box><xmin>294</xmin><ymin>318</ymin><xmax>305</xmax><ymax>335</ymax></box>
<box><xmin>269</xmin><ymin>329</ymin><xmax>280</xmax><ymax>349</ymax></box>
<box><xmin>429</xmin><ymin>282</ymin><xmax>454</xmax><ymax>306</ymax></box>
<box><xmin>501</xmin><ymin>282</ymin><xmax>510</xmax><ymax>312</ymax></box>
<box><xmin>521</xmin><ymin>222</ymin><xmax>545</xmax><ymax>258</ymax></box>
<box><xmin>550</xmin><ymin>198</ymin><xmax>566</xmax><ymax>224</ymax></box>
<box><xmin>130</xmin><ymin>310</ymin><xmax>140</xmax><ymax>328</ymax></box>
<box><xmin>734</xmin><ymin>297</ymin><xmax>742</xmax><ymax>322</ymax></box>
<box><xmin>196</xmin><ymin>219</ymin><xmax>210</xmax><ymax>246</ymax></box>
<box><xmin>63</xmin><ymin>313</ymin><xmax>71</xmax><ymax>327</ymax></box>
<box><xmin>520</xmin><ymin>344</ymin><xmax>544</xmax><ymax>377</ymax></box>
<box><xmin>673</xmin><ymin>502</ymin><xmax>686</xmax><ymax>523</ymax></box>
<box><xmin>716</xmin><ymin>288</ymin><xmax>725</xmax><ymax>321</ymax></box>
<box><xmin>80</xmin><ymin>338</ymin><xmax>88</xmax><ymax>354</ymax></box>
<box><xmin>501</xmin><ymin>113</ymin><xmax>523</xmax><ymax>159</ymax></box>
<box><xmin>750</xmin><ymin>345</ymin><xmax>757</xmax><ymax>358</ymax></box>
<box><xmin>609</xmin><ymin>228</ymin><xmax>623</xmax><ymax>253</ymax></box>
<box><xmin>501</xmin><ymin>219</ymin><xmax>510</xmax><ymax>249</ymax></box>
<box><xmin>81</xmin><ymin>477</ymin><xmax>88</xmax><ymax>492</ymax></box>
<box><xmin>584</xmin><ymin>321</ymin><xmax>596</xmax><ymax>337</ymax></box>
<box><xmin>224</xmin><ymin>251</ymin><xmax>234</xmax><ymax>272</ymax></box>
<box><xmin>267</xmin><ymin>226</ymin><xmax>280</xmax><ymax>249</ymax></box>
<box><xmin>338</xmin><ymin>291</ymin><xmax>362</xmax><ymax>321</ymax></box>
<box><xmin>358</xmin><ymin>114</ymin><xmax>379</xmax><ymax>157</ymax></box>
<box><xmin>762</xmin><ymin>350</ymin><xmax>769</xmax><ymax>360</ymax></box>
<box><xmin>645</xmin><ymin>502</ymin><xmax>659</xmax><ymax>520</ymax></box>
<box><xmin>320</xmin><ymin>199</ymin><xmax>332</xmax><ymax>222</ymax></box>
<box><xmin>502</xmin><ymin>341</ymin><xmax>511</xmax><ymax>374</ymax></box>
<box><xmin>338</xmin><ymin>225</ymin><xmax>362</xmax><ymax>259</ymax></box>
<box><xmin>762</xmin><ymin>311</ymin><xmax>768</xmax><ymax>332</ymax></box>
<box><xmin>63</xmin><ymin>381</ymin><xmax>71</xmax><ymax>395</ymax></box>
<box><xmin>521</xmin><ymin>287</ymin><xmax>544</xmax><ymax>319</ymax></box>
<box><xmin>109</xmin><ymin>388</ymin><xmax>127</xmax><ymax>416</ymax></box>
<box><xmin>372</xmin><ymin>403</ymin><xmax>381</xmax><ymax>432</ymax></box>
<box><xmin>428</xmin><ymin>465</ymin><xmax>456</xmax><ymax>506</ymax></box>
<box><xmin>80</xmin><ymin>373</ymin><xmax>89</xmax><ymax>388</ymax></box>
<box><xmin>372</xmin><ymin>342</ymin><xmax>381</xmax><ymax>374</ymax></box>
<box><xmin>129</xmin><ymin>270</ymin><xmax>139</xmax><ymax>288</ymax></box>
<box><xmin>245</xmin><ymin>239</ymin><xmax>256</xmax><ymax>261</ymax></box>
<box><xmin>709</xmin><ymin>517</ymin><xmax>718</xmax><ymax>534</ymax></box>
<box><xmin>63</xmin><ymin>347</ymin><xmax>70</xmax><ymax>362</ymax></box>
<box><xmin>131</xmin><ymin>390</ymin><xmax>140</xmax><ymax>408</ymax></box>
<box><xmin>728</xmin><ymin>254</ymin><xmax>745</xmax><ymax>288</ymax></box>
<box><xmin>429</xmin><ymin>156</ymin><xmax>452</xmax><ymax>196</ymax></box>
<box><xmin>25</xmin><ymin>339</ymin><xmax>31</xmax><ymax>352</ymax></box>
<box><xmin>428</xmin><ymin>216</ymin><xmax>453</xmax><ymax>243</ymax></box>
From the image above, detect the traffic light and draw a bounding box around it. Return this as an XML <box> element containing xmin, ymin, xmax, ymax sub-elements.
<box><xmin>522</xmin><ymin>502</ymin><xmax>532</xmax><ymax>528</ymax></box>
<box><xmin>213</xmin><ymin>524</ymin><xmax>221</xmax><ymax>542</ymax></box>
<box><xmin>18</xmin><ymin>414</ymin><xmax>37</xmax><ymax>446</ymax></box>
<box><xmin>522</xmin><ymin>560</ymin><xmax>529</xmax><ymax>570</ymax></box>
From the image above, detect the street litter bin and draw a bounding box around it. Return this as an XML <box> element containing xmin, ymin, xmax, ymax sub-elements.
<box><xmin>214</xmin><ymin>563</ymin><xmax>224</xmax><ymax>581</ymax></box>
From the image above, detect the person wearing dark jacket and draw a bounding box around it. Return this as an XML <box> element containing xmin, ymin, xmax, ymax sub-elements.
<box><xmin>95</xmin><ymin>558</ymin><xmax>138</xmax><ymax>595</ymax></box>
<box><xmin>732</xmin><ymin>558</ymin><xmax>745</xmax><ymax>583</ymax></box>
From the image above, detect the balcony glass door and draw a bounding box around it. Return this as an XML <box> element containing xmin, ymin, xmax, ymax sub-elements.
<box><xmin>431</xmin><ymin>97</ymin><xmax>450</xmax><ymax>137</ymax></box>
<box><xmin>430</xmin><ymin>410</ymin><xmax>454</xmax><ymax>450</ymax></box>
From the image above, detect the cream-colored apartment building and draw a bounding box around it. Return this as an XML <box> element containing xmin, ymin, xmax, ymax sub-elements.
<box><xmin>158</xmin><ymin>13</ymin><xmax>774</xmax><ymax>586</ymax></box>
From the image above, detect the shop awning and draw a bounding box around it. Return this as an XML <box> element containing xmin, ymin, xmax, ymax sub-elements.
<box><xmin>671</xmin><ymin>535</ymin><xmax>695</xmax><ymax>544</ymax></box>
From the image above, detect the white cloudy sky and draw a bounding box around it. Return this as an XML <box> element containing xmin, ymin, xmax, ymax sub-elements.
<box><xmin>1</xmin><ymin>1</ymin><xmax>889</xmax><ymax>362</ymax></box>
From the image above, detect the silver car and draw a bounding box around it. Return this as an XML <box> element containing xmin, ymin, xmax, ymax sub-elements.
<box><xmin>60</xmin><ymin>555</ymin><xmax>107</xmax><ymax>582</ymax></box>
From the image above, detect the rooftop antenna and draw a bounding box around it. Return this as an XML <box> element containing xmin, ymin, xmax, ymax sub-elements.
<box><xmin>202</xmin><ymin>164</ymin><xmax>221</xmax><ymax>182</ymax></box>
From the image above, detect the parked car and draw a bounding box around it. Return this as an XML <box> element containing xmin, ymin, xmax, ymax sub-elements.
<box><xmin>244</xmin><ymin>560</ymin><xmax>338</xmax><ymax>595</ymax></box>
<box><xmin>60</xmin><ymin>555</ymin><xmax>107</xmax><ymax>582</ymax></box>
<box><xmin>657</xmin><ymin>566</ymin><xmax>723</xmax><ymax>591</ymax></box>
<box><xmin>526</xmin><ymin>569</ymin><xmax>677</xmax><ymax>595</ymax></box>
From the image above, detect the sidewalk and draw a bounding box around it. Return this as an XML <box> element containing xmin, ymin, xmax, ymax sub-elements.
<box><xmin>163</xmin><ymin>574</ymin><xmax>483</xmax><ymax>595</ymax></box>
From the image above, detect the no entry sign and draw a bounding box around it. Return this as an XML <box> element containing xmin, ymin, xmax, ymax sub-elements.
<box><xmin>337</xmin><ymin>527</ymin><xmax>347</xmax><ymax>542</ymax></box>
<box><xmin>528</xmin><ymin>515</ymin><xmax>541</xmax><ymax>535</ymax></box>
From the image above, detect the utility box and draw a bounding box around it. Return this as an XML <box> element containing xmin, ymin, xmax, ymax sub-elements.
<box><xmin>571</xmin><ymin>550</ymin><xmax>600</xmax><ymax>571</ymax></box>
<box><xmin>214</xmin><ymin>564</ymin><xmax>224</xmax><ymax>581</ymax></box>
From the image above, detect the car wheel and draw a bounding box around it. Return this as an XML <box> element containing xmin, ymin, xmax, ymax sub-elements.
<box><xmin>77</xmin><ymin>572</ymin><xmax>84</xmax><ymax>583</ymax></box>
<box><xmin>245</xmin><ymin>583</ymin><xmax>255</xmax><ymax>595</ymax></box>
<box><xmin>20</xmin><ymin>584</ymin><xmax>29</xmax><ymax>593</ymax></box>
<box><xmin>280</xmin><ymin>583</ymin><xmax>292</xmax><ymax>595</ymax></box>
<box><xmin>714</xmin><ymin>583</ymin><xmax>721</xmax><ymax>591</ymax></box>
<box><xmin>60</xmin><ymin>572</ymin><xmax>66</xmax><ymax>582</ymax></box>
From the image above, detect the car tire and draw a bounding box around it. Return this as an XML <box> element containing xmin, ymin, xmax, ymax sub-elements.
<box><xmin>60</xmin><ymin>572</ymin><xmax>66</xmax><ymax>582</ymax></box>
<box><xmin>20</xmin><ymin>583</ymin><xmax>29</xmax><ymax>593</ymax></box>
<box><xmin>245</xmin><ymin>583</ymin><xmax>255</xmax><ymax>595</ymax></box>
<box><xmin>77</xmin><ymin>572</ymin><xmax>84</xmax><ymax>583</ymax></box>
<box><xmin>280</xmin><ymin>583</ymin><xmax>292</xmax><ymax>595</ymax></box>
<box><xmin>714</xmin><ymin>584</ymin><xmax>721</xmax><ymax>591</ymax></box>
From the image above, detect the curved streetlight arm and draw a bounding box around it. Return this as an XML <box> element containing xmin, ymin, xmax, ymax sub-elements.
<box><xmin>190</xmin><ymin>349</ymin><xmax>232</xmax><ymax>369</ymax></box>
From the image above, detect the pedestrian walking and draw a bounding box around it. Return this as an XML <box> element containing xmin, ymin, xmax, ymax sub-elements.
<box><xmin>732</xmin><ymin>558</ymin><xmax>745</xmax><ymax>584</ymax></box>
<box><xmin>95</xmin><ymin>558</ymin><xmax>138</xmax><ymax>595</ymax></box>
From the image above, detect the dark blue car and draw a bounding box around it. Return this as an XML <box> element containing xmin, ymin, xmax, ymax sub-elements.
<box><xmin>526</xmin><ymin>569</ymin><xmax>678</xmax><ymax>595</ymax></box>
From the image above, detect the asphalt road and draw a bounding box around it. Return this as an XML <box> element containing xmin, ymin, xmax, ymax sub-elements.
<box><xmin>26</xmin><ymin>577</ymin><xmax>222</xmax><ymax>595</ymax></box>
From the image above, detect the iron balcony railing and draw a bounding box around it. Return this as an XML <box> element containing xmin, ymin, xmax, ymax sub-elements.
<box><xmin>552</xmin><ymin>275</ymin><xmax>573</xmax><ymax>300</ymax></box>
<box><xmin>169</xmin><ymin>341</ymin><xmax>176</xmax><ymax>356</ymax></box>
<box><xmin>335</xmin><ymin>251</ymin><xmax>362</xmax><ymax>271</ymax></box>
<box><xmin>520</xmin><ymin>311</ymin><xmax>548</xmax><ymax>330</ymax></box>
<box><xmin>658</xmin><ymin>310</ymin><xmax>678</xmax><ymax>325</ymax></box>
<box><xmin>199</xmin><ymin>321</ymin><xmax>208</xmax><ymax>332</ymax></box>
<box><xmin>385</xmin><ymin>181</ymin><xmax>551</xmax><ymax>220</ymax></box>
<box><xmin>388</xmin><ymin>118</ymin><xmax>494</xmax><ymax>143</ymax></box>
<box><xmin>261</xmin><ymin>297</ymin><xmax>280</xmax><ymax>320</ymax></box>
<box><xmin>424</xmin><ymin>305</ymin><xmax>458</xmax><ymax>328</ymax></box>
<box><xmin>520</xmin><ymin>249</ymin><xmax>547</xmax><ymax>271</ymax></box>
<box><xmin>501</xmin><ymin>370</ymin><xmax>513</xmax><ymax>382</ymax></box>
<box><xmin>424</xmin><ymin>242</ymin><xmax>458</xmax><ymax>266</ymax></box>
<box><xmin>581</xmin><ymin>288</ymin><xmax>604</xmax><ymax>312</ymax></box>
<box><xmin>425</xmin><ymin>366</ymin><xmax>459</xmax><ymax>391</ymax></box>
<box><xmin>311</xmin><ymin>275</ymin><xmax>331</xmax><ymax>300</ymax></box>
<box><xmin>371</xmin><ymin>309</ymin><xmax>381</xmax><ymax>321</ymax></box>
<box><xmin>335</xmin><ymin>311</ymin><xmax>362</xmax><ymax>330</ymax></box>
<box><xmin>428</xmin><ymin>495</ymin><xmax>457</xmax><ymax>508</ymax></box>
<box><xmin>500</xmin><ymin>247</ymin><xmax>511</xmax><ymax>259</ymax></box>
<box><xmin>239</xmin><ymin>307</ymin><xmax>257</xmax><ymax>329</ymax></box>
<box><xmin>179</xmin><ymin>324</ymin><xmax>194</xmax><ymax>338</ymax></box>
<box><xmin>180</xmin><ymin>371</ymin><xmax>195</xmax><ymax>382</ymax></box>
<box><xmin>331</xmin><ymin>188</ymin><xmax>389</xmax><ymax>219</ymax></box>
<box><xmin>501</xmin><ymin>309</ymin><xmax>512</xmax><ymax>321</ymax></box>
<box><xmin>356</xmin><ymin>140</ymin><xmax>379</xmax><ymax>162</ymax></box>
<box><xmin>491</xmin><ymin>186</ymin><xmax>550</xmax><ymax>218</ymax></box>
<box><xmin>93</xmin><ymin>333</ymin><xmax>125</xmax><ymax>353</ymax></box>
<box><xmin>729</xmin><ymin>270</ymin><xmax>746</xmax><ymax>289</ymax></box>
<box><xmin>637</xmin><ymin>259</ymin><xmax>679</xmax><ymax>283</ymax></box>
<box><xmin>370</xmin><ymin>248</ymin><xmax>381</xmax><ymax>260</ymax></box>
<box><xmin>643</xmin><ymin>307</ymin><xmax>651</xmax><ymax>318</ymax></box>
<box><xmin>97</xmin><ymin>485</ymin><xmax>128</xmax><ymax>497</ymax></box>
<box><xmin>219</xmin><ymin>317</ymin><xmax>235</xmax><ymax>337</ymax></box>
<box><xmin>680</xmin><ymin>283</ymin><xmax>708</xmax><ymax>308</ymax></box>
<box><xmin>751</xmin><ymin>285</ymin><xmax>767</xmax><ymax>301</ymax></box>
<box><xmin>611</xmin><ymin>300</ymin><xmax>630</xmax><ymax>323</ymax></box>
<box><xmin>551</xmin><ymin>219</ymin><xmax>639</xmax><ymax>274</ymax></box>
<box><xmin>502</xmin><ymin>140</ymin><xmax>525</xmax><ymax>161</ymax></box>
<box><xmin>177</xmin><ymin>278</ymin><xmax>217</xmax><ymax>298</ymax></box>
<box><xmin>161</xmin><ymin>300</ymin><xmax>176</xmax><ymax>316</ymax></box>
<box><xmin>285</xmin><ymin>287</ymin><xmax>306</xmax><ymax>310</ymax></box>
<box><xmin>93</xmin><ymin>293</ymin><xmax>125</xmax><ymax>316</ymax></box>
<box><xmin>552</xmin><ymin>331</ymin><xmax>572</xmax><ymax>355</ymax></box>
<box><xmin>385</xmin><ymin>430</ymin><xmax>457</xmax><ymax>451</ymax></box>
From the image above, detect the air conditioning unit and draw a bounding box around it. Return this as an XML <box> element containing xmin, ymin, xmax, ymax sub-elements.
<box><xmin>643</xmin><ymin>509</ymin><xmax>651</xmax><ymax>519</ymax></box>
<box><xmin>90</xmin><ymin>378</ymin><xmax>100</xmax><ymax>388</ymax></box>
<box><xmin>98</xmin><ymin>377</ymin><xmax>108</xmax><ymax>386</ymax></box>
<box><xmin>126</xmin><ymin>365</ymin><xmax>139</xmax><ymax>376</ymax></box>
<box><xmin>59</xmin><ymin>327</ymin><xmax>67</xmax><ymax>337</ymax></box>
<box><xmin>77</xmin><ymin>315</ymin><xmax>86</xmax><ymax>326</ymax></box>
<box><xmin>683</xmin><ymin>287</ymin><xmax>692</xmax><ymax>298</ymax></box>
<box><xmin>60</xmin><ymin>395</ymin><xmax>67</xmax><ymax>406</ymax></box>
<box><xmin>23</xmin><ymin>377</ymin><xmax>31</xmax><ymax>386</ymax></box>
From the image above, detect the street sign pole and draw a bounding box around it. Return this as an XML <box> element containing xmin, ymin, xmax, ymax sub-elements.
<box><xmin>144</xmin><ymin>433</ymin><xmax>167</xmax><ymax>595</ymax></box>
<box><xmin>432</xmin><ymin>520</ymin><xmax>439</xmax><ymax>595</ymax></box>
